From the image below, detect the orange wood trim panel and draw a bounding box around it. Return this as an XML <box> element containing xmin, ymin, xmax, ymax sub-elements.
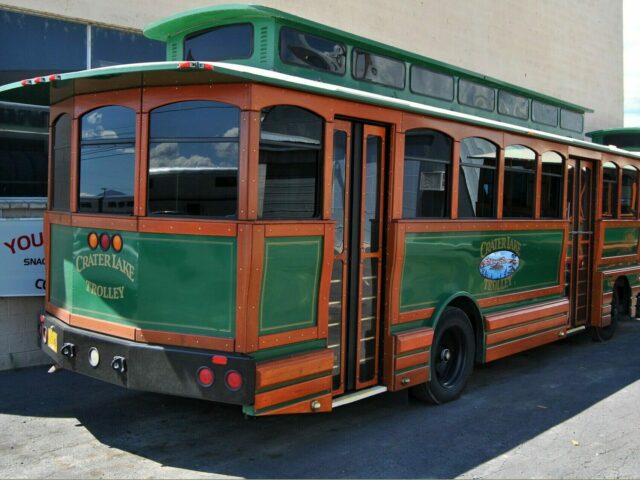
<box><xmin>246</xmin><ymin>110</ymin><xmax>260</xmax><ymax>220</ymax></box>
<box><xmin>397</xmin><ymin>307</ymin><xmax>435</xmax><ymax>324</ymax></box>
<box><xmin>74</xmin><ymin>88</ymin><xmax>141</xmax><ymax>116</ymax></box>
<box><xmin>238</xmin><ymin>110</ymin><xmax>250</xmax><ymax>220</ymax></box>
<box><xmin>45</xmin><ymin>211</ymin><xmax>72</xmax><ymax>226</ymax></box>
<box><xmin>254</xmin><ymin>375</ymin><xmax>332</xmax><ymax>410</ymax></box>
<box><xmin>70</xmin><ymin>117</ymin><xmax>79</xmax><ymax>212</ymax></box>
<box><xmin>256</xmin><ymin>392</ymin><xmax>332</xmax><ymax>415</ymax></box>
<box><xmin>568</xmin><ymin>146</ymin><xmax>602</xmax><ymax>160</ymax></box>
<box><xmin>263</xmin><ymin>223</ymin><xmax>327</xmax><ymax>237</ymax></box>
<box><xmin>245</xmin><ymin>224</ymin><xmax>264</xmax><ymax>351</ymax></box>
<box><xmin>401</xmin><ymin>219</ymin><xmax>567</xmax><ymax>233</ymax></box>
<box><xmin>496</xmin><ymin>145</ymin><xmax>505</xmax><ymax>218</ymax></box>
<box><xmin>135</xmin><ymin>329</ymin><xmax>234</xmax><ymax>351</ymax></box>
<box><xmin>485</xmin><ymin>326</ymin><xmax>565</xmax><ymax>362</ymax></box>
<box><xmin>141</xmin><ymin>84</ymin><xmax>250</xmax><ymax>112</ymax></box>
<box><xmin>394</xmin><ymin>350</ymin><xmax>429</xmax><ymax>371</ymax></box>
<box><xmin>485</xmin><ymin>299</ymin><xmax>569</xmax><ymax>331</ymax></box>
<box><xmin>137</xmin><ymin>112</ymin><xmax>149</xmax><ymax>217</ymax></box>
<box><xmin>323</xmin><ymin>121</ymin><xmax>334</xmax><ymax>219</ymax></box>
<box><xmin>601</xmin><ymin>305</ymin><xmax>612</xmax><ymax>316</ymax></box>
<box><xmin>46</xmin><ymin>302</ymin><xmax>70</xmax><ymax>323</ymax></box>
<box><xmin>69</xmin><ymin>313</ymin><xmax>136</xmax><ymax>340</ymax></box>
<box><xmin>402</xmin><ymin>112</ymin><xmax>504</xmax><ymax>144</ymax></box>
<box><xmin>393</xmin><ymin>366</ymin><xmax>429</xmax><ymax>391</ymax></box>
<box><xmin>478</xmin><ymin>285</ymin><xmax>564</xmax><ymax>309</ymax></box>
<box><xmin>602</xmin><ymin>292</ymin><xmax>614</xmax><ymax>304</ymax></box>
<box><xmin>599</xmin><ymin>254</ymin><xmax>640</xmax><ymax>266</ymax></box>
<box><xmin>258</xmin><ymin>327</ymin><xmax>319</xmax><ymax>349</ymax></box>
<box><xmin>138</xmin><ymin>219</ymin><xmax>237</xmax><ymax>237</ymax></box>
<box><xmin>317</xmin><ymin>223</ymin><xmax>333</xmax><ymax>338</ymax></box>
<box><xmin>394</xmin><ymin>328</ymin><xmax>434</xmax><ymax>354</ymax></box>
<box><xmin>255</xmin><ymin>349</ymin><xmax>333</xmax><ymax>389</ymax></box>
<box><xmin>71</xmin><ymin>215</ymin><xmax>138</xmax><ymax>232</ymax></box>
<box><xmin>486</xmin><ymin>314</ymin><xmax>568</xmax><ymax>346</ymax></box>
<box><xmin>451</xmin><ymin>141</ymin><xmax>460</xmax><ymax>219</ymax></box>
<box><xmin>600</xmin><ymin>314</ymin><xmax>612</xmax><ymax>327</ymax></box>
<box><xmin>235</xmin><ymin>223</ymin><xmax>252</xmax><ymax>352</ymax></box>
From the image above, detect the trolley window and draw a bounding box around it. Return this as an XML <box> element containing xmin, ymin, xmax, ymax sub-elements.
<box><xmin>458</xmin><ymin>79</ymin><xmax>495</xmax><ymax>111</ymax></box>
<box><xmin>540</xmin><ymin>151</ymin><xmax>564</xmax><ymax>218</ymax></box>
<box><xmin>498</xmin><ymin>91</ymin><xmax>529</xmax><ymax>120</ymax></box>
<box><xmin>560</xmin><ymin>109</ymin><xmax>583</xmax><ymax>133</ymax></box>
<box><xmin>602</xmin><ymin>161</ymin><xmax>618</xmax><ymax>217</ymax></box>
<box><xmin>621</xmin><ymin>165</ymin><xmax>638</xmax><ymax>216</ymax></box>
<box><xmin>280</xmin><ymin>27</ymin><xmax>346</xmax><ymax>75</ymax></box>
<box><xmin>51</xmin><ymin>114</ymin><xmax>71</xmax><ymax>211</ymax></box>
<box><xmin>410</xmin><ymin>66</ymin><xmax>454</xmax><ymax>101</ymax></box>
<box><xmin>78</xmin><ymin>106</ymin><xmax>135</xmax><ymax>214</ymax></box>
<box><xmin>148</xmin><ymin>100</ymin><xmax>240</xmax><ymax>218</ymax></box>
<box><xmin>532</xmin><ymin>101</ymin><xmax>558</xmax><ymax>127</ymax></box>
<box><xmin>503</xmin><ymin>145</ymin><xmax>536</xmax><ymax>218</ymax></box>
<box><xmin>458</xmin><ymin>137</ymin><xmax>497</xmax><ymax>218</ymax></box>
<box><xmin>352</xmin><ymin>49</ymin><xmax>405</xmax><ymax>89</ymax></box>
<box><xmin>184</xmin><ymin>24</ymin><xmax>253</xmax><ymax>61</ymax></box>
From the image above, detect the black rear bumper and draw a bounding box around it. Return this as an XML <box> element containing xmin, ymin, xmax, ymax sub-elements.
<box><xmin>39</xmin><ymin>313</ymin><xmax>255</xmax><ymax>405</ymax></box>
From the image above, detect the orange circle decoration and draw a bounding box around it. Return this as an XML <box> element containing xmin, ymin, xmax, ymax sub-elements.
<box><xmin>111</xmin><ymin>234</ymin><xmax>123</xmax><ymax>253</ymax></box>
<box><xmin>87</xmin><ymin>232</ymin><xmax>99</xmax><ymax>250</ymax></box>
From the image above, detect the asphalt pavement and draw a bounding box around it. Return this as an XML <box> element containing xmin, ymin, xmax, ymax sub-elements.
<box><xmin>1</xmin><ymin>318</ymin><xmax>639</xmax><ymax>478</ymax></box>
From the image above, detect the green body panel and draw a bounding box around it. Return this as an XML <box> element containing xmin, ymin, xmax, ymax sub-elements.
<box><xmin>400</xmin><ymin>230</ymin><xmax>564</xmax><ymax>314</ymax></box>
<box><xmin>49</xmin><ymin>225</ymin><xmax>236</xmax><ymax>337</ymax></box>
<box><xmin>602</xmin><ymin>227</ymin><xmax>639</xmax><ymax>257</ymax></box>
<box><xmin>259</xmin><ymin>236</ymin><xmax>322</xmax><ymax>335</ymax></box>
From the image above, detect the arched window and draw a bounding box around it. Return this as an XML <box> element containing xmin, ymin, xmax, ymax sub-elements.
<box><xmin>602</xmin><ymin>162</ymin><xmax>618</xmax><ymax>217</ymax></box>
<box><xmin>148</xmin><ymin>100</ymin><xmax>240</xmax><ymax>218</ymax></box>
<box><xmin>458</xmin><ymin>137</ymin><xmax>497</xmax><ymax>218</ymax></box>
<box><xmin>79</xmin><ymin>106</ymin><xmax>135</xmax><ymax>214</ymax></box>
<box><xmin>258</xmin><ymin>106</ymin><xmax>323</xmax><ymax>219</ymax></box>
<box><xmin>503</xmin><ymin>145</ymin><xmax>536</xmax><ymax>218</ymax></box>
<box><xmin>540</xmin><ymin>151</ymin><xmax>564</xmax><ymax>218</ymax></box>
<box><xmin>402</xmin><ymin>129</ymin><xmax>452</xmax><ymax>218</ymax></box>
<box><xmin>51</xmin><ymin>114</ymin><xmax>71</xmax><ymax>211</ymax></box>
<box><xmin>621</xmin><ymin>165</ymin><xmax>638</xmax><ymax>216</ymax></box>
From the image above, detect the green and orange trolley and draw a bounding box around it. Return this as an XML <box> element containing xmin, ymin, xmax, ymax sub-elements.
<box><xmin>2</xmin><ymin>5</ymin><xmax>639</xmax><ymax>415</ymax></box>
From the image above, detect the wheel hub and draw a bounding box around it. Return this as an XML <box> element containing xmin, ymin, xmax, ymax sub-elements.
<box><xmin>440</xmin><ymin>348</ymin><xmax>452</xmax><ymax>362</ymax></box>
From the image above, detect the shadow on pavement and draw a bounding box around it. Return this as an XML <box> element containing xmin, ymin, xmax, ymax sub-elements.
<box><xmin>2</xmin><ymin>319</ymin><xmax>639</xmax><ymax>478</ymax></box>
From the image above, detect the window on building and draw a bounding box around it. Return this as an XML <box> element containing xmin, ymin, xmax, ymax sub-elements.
<box><xmin>92</xmin><ymin>26</ymin><xmax>164</xmax><ymax>68</ymax></box>
<box><xmin>259</xmin><ymin>106</ymin><xmax>323</xmax><ymax>219</ymax></box>
<box><xmin>458</xmin><ymin>137</ymin><xmax>497</xmax><ymax>218</ymax></box>
<box><xmin>532</xmin><ymin>101</ymin><xmax>558</xmax><ymax>127</ymax></box>
<box><xmin>280</xmin><ymin>27</ymin><xmax>346</xmax><ymax>75</ymax></box>
<box><xmin>540</xmin><ymin>151</ymin><xmax>564</xmax><ymax>218</ymax></box>
<box><xmin>184</xmin><ymin>24</ymin><xmax>253</xmax><ymax>62</ymax></box>
<box><xmin>352</xmin><ymin>49</ymin><xmax>405</xmax><ymax>89</ymax></box>
<box><xmin>403</xmin><ymin>129</ymin><xmax>452</xmax><ymax>218</ymax></box>
<box><xmin>148</xmin><ymin>100</ymin><xmax>240</xmax><ymax>218</ymax></box>
<box><xmin>498</xmin><ymin>91</ymin><xmax>529</xmax><ymax>120</ymax></box>
<box><xmin>621</xmin><ymin>165</ymin><xmax>638</xmax><ymax>216</ymax></box>
<box><xmin>79</xmin><ymin>106</ymin><xmax>135</xmax><ymax>214</ymax></box>
<box><xmin>458</xmin><ymin>79</ymin><xmax>495</xmax><ymax>111</ymax></box>
<box><xmin>503</xmin><ymin>145</ymin><xmax>536</xmax><ymax>218</ymax></box>
<box><xmin>51</xmin><ymin>114</ymin><xmax>71</xmax><ymax>210</ymax></box>
<box><xmin>410</xmin><ymin>66</ymin><xmax>454</xmax><ymax>101</ymax></box>
<box><xmin>602</xmin><ymin>161</ymin><xmax>618</xmax><ymax>218</ymax></box>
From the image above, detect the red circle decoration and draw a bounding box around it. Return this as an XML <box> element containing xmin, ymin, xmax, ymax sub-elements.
<box><xmin>99</xmin><ymin>233</ymin><xmax>111</xmax><ymax>251</ymax></box>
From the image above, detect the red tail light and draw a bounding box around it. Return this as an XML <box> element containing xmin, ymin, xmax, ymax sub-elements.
<box><xmin>39</xmin><ymin>314</ymin><xmax>46</xmax><ymax>324</ymax></box>
<box><xmin>99</xmin><ymin>233</ymin><xmax>110</xmax><ymax>251</ymax></box>
<box><xmin>211</xmin><ymin>355</ymin><xmax>227</xmax><ymax>365</ymax></box>
<box><xmin>178</xmin><ymin>61</ymin><xmax>193</xmax><ymax>69</ymax></box>
<box><xmin>197</xmin><ymin>367</ymin><xmax>215</xmax><ymax>387</ymax></box>
<box><xmin>225</xmin><ymin>370</ymin><xmax>243</xmax><ymax>391</ymax></box>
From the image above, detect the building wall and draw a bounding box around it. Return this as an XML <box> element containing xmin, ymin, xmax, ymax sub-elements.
<box><xmin>0</xmin><ymin>0</ymin><xmax>624</xmax><ymax>132</ymax></box>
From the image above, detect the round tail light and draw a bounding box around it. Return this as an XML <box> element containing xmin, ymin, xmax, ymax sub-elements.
<box><xmin>99</xmin><ymin>233</ymin><xmax>111</xmax><ymax>251</ymax></box>
<box><xmin>197</xmin><ymin>367</ymin><xmax>215</xmax><ymax>387</ymax></box>
<box><xmin>225</xmin><ymin>370</ymin><xmax>243</xmax><ymax>391</ymax></box>
<box><xmin>88</xmin><ymin>347</ymin><xmax>100</xmax><ymax>368</ymax></box>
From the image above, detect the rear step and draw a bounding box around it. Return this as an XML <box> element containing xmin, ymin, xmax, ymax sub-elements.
<box><xmin>332</xmin><ymin>385</ymin><xmax>387</xmax><ymax>408</ymax></box>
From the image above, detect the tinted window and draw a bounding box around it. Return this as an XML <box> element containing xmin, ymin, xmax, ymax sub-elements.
<box><xmin>184</xmin><ymin>24</ymin><xmax>253</xmax><ymax>61</ymax></box>
<box><xmin>410</xmin><ymin>66</ymin><xmax>454</xmax><ymax>101</ymax></box>
<box><xmin>148</xmin><ymin>101</ymin><xmax>240</xmax><ymax>218</ymax></box>
<box><xmin>621</xmin><ymin>165</ymin><xmax>638</xmax><ymax>216</ymax></box>
<box><xmin>532</xmin><ymin>101</ymin><xmax>558</xmax><ymax>126</ymax></box>
<box><xmin>458</xmin><ymin>79</ymin><xmax>495</xmax><ymax>111</ymax></box>
<box><xmin>79</xmin><ymin>106</ymin><xmax>135</xmax><ymax>214</ymax></box>
<box><xmin>541</xmin><ymin>151</ymin><xmax>563</xmax><ymax>218</ymax></box>
<box><xmin>503</xmin><ymin>145</ymin><xmax>536</xmax><ymax>218</ymax></box>
<box><xmin>352</xmin><ymin>49</ymin><xmax>405</xmax><ymax>89</ymax></box>
<box><xmin>332</xmin><ymin>131</ymin><xmax>347</xmax><ymax>254</ymax></box>
<box><xmin>259</xmin><ymin>106</ymin><xmax>323</xmax><ymax>219</ymax></box>
<box><xmin>0</xmin><ymin>103</ymin><xmax>48</xmax><ymax>197</ymax></box>
<box><xmin>601</xmin><ymin>133</ymin><xmax>640</xmax><ymax>150</ymax></box>
<box><xmin>92</xmin><ymin>26</ymin><xmax>164</xmax><ymax>68</ymax></box>
<box><xmin>458</xmin><ymin>138</ymin><xmax>497</xmax><ymax>218</ymax></box>
<box><xmin>51</xmin><ymin>114</ymin><xmax>71</xmax><ymax>210</ymax></box>
<box><xmin>498</xmin><ymin>91</ymin><xmax>529</xmax><ymax>119</ymax></box>
<box><xmin>403</xmin><ymin>129</ymin><xmax>452</xmax><ymax>218</ymax></box>
<box><xmin>560</xmin><ymin>109</ymin><xmax>583</xmax><ymax>133</ymax></box>
<box><xmin>280</xmin><ymin>27</ymin><xmax>346</xmax><ymax>75</ymax></box>
<box><xmin>602</xmin><ymin>161</ymin><xmax>618</xmax><ymax>217</ymax></box>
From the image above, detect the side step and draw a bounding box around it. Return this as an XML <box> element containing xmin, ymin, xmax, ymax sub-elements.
<box><xmin>332</xmin><ymin>385</ymin><xmax>387</xmax><ymax>408</ymax></box>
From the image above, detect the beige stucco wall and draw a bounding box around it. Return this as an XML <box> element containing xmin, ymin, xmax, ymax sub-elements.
<box><xmin>0</xmin><ymin>0</ymin><xmax>623</xmax><ymax>133</ymax></box>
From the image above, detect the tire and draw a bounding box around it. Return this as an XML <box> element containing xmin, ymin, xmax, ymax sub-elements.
<box><xmin>410</xmin><ymin>307</ymin><xmax>475</xmax><ymax>404</ymax></box>
<box><xmin>592</xmin><ymin>289</ymin><xmax>619</xmax><ymax>342</ymax></box>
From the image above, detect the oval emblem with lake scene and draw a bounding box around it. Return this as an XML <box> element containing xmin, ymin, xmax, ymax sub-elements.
<box><xmin>479</xmin><ymin>250</ymin><xmax>520</xmax><ymax>280</ymax></box>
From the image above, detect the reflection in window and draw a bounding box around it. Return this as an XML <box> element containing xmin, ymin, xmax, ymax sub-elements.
<box><xmin>403</xmin><ymin>129</ymin><xmax>451</xmax><ymax>218</ymax></box>
<box><xmin>259</xmin><ymin>106</ymin><xmax>323</xmax><ymax>219</ymax></box>
<box><xmin>458</xmin><ymin>79</ymin><xmax>495</xmax><ymax>111</ymax></box>
<box><xmin>184</xmin><ymin>24</ymin><xmax>253</xmax><ymax>61</ymax></box>
<box><xmin>92</xmin><ymin>26</ymin><xmax>164</xmax><ymax>68</ymax></box>
<box><xmin>498</xmin><ymin>91</ymin><xmax>529</xmax><ymax>120</ymax></box>
<box><xmin>410</xmin><ymin>66</ymin><xmax>454</xmax><ymax>101</ymax></box>
<box><xmin>621</xmin><ymin>165</ymin><xmax>638</xmax><ymax>216</ymax></box>
<box><xmin>51</xmin><ymin>114</ymin><xmax>71</xmax><ymax>210</ymax></box>
<box><xmin>352</xmin><ymin>49</ymin><xmax>405</xmax><ymax>89</ymax></box>
<box><xmin>332</xmin><ymin>131</ymin><xmax>347</xmax><ymax>254</ymax></box>
<box><xmin>532</xmin><ymin>101</ymin><xmax>558</xmax><ymax>126</ymax></box>
<box><xmin>541</xmin><ymin>151</ymin><xmax>564</xmax><ymax>218</ymax></box>
<box><xmin>364</xmin><ymin>136</ymin><xmax>381</xmax><ymax>253</ymax></box>
<box><xmin>458</xmin><ymin>138</ymin><xmax>497</xmax><ymax>218</ymax></box>
<box><xmin>79</xmin><ymin>106</ymin><xmax>135</xmax><ymax>214</ymax></box>
<box><xmin>280</xmin><ymin>27</ymin><xmax>345</xmax><ymax>75</ymax></box>
<box><xmin>602</xmin><ymin>162</ymin><xmax>618</xmax><ymax>217</ymax></box>
<box><xmin>503</xmin><ymin>145</ymin><xmax>536</xmax><ymax>218</ymax></box>
<box><xmin>148</xmin><ymin>101</ymin><xmax>239</xmax><ymax>218</ymax></box>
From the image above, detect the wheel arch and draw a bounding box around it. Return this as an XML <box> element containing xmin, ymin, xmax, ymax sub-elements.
<box><xmin>431</xmin><ymin>292</ymin><xmax>484</xmax><ymax>363</ymax></box>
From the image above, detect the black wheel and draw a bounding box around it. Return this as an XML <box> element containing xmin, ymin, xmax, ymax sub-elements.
<box><xmin>410</xmin><ymin>307</ymin><xmax>475</xmax><ymax>404</ymax></box>
<box><xmin>592</xmin><ymin>289</ymin><xmax>620</xmax><ymax>342</ymax></box>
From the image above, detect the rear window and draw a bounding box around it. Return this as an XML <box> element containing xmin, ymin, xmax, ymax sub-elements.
<box><xmin>279</xmin><ymin>27</ymin><xmax>346</xmax><ymax>75</ymax></box>
<box><xmin>184</xmin><ymin>24</ymin><xmax>253</xmax><ymax>61</ymax></box>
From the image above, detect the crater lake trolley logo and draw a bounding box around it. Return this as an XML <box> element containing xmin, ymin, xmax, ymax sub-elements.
<box><xmin>479</xmin><ymin>237</ymin><xmax>521</xmax><ymax>291</ymax></box>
